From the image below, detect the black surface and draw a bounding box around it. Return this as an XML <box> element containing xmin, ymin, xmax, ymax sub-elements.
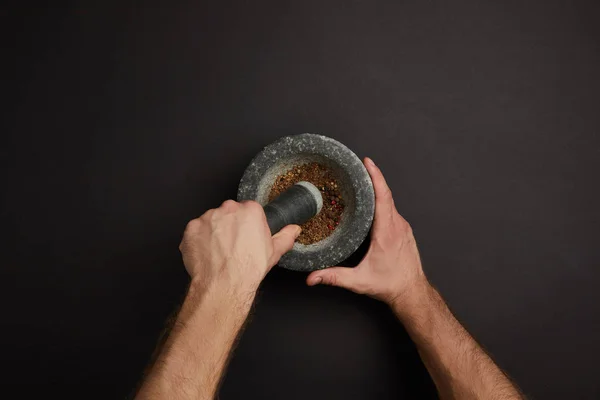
<box><xmin>3</xmin><ymin>1</ymin><xmax>600</xmax><ymax>398</ymax></box>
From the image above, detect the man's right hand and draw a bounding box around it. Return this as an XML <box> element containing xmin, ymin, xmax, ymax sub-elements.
<box><xmin>180</xmin><ymin>200</ymin><xmax>300</xmax><ymax>295</ymax></box>
<box><xmin>306</xmin><ymin>157</ymin><xmax>430</xmax><ymax>315</ymax></box>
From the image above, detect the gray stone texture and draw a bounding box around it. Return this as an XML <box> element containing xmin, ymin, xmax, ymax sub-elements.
<box><xmin>238</xmin><ymin>134</ymin><xmax>375</xmax><ymax>271</ymax></box>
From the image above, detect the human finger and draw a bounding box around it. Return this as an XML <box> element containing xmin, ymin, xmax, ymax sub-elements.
<box><xmin>306</xmin><ymin>266</ymin><xmax>362</xmax><ymax>292</ymax></box>
<box><xmin>269</xmin><ymin>224</ymin><xmax>301</xmax><ymax>266</ymax></box>
<box><xmin>364</xmin><ymin>157</ymin><xmax>395</xmax><ymax>224</ymax></box>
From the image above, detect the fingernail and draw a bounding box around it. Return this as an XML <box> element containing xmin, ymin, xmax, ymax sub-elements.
<box><xmin>295</xmin><ymin>226</ymin><xmax>302</xmax><ymax>237</ymax></box>
<box><xmin>314</xmin><ymin>276</ymin><xmax>322</xmax><ymax>285</ymax></box>
<box><xmin>365</xmin><ymin>157</ymin><xmax>375</xmax><ymax>167</ymax></box>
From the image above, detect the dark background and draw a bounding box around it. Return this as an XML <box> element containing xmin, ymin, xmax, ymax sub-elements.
<box><xmin>3</xmin><ymin>0</ymin><xmax>600</xmax><ymax>398</ymax></box>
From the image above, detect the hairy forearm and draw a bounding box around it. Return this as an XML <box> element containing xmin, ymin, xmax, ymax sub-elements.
<box><xmin>393</xmin><ymin>281</ymin><xmax>523</xmax><ymax>400</ymax></box>
<box><xmin>136</xmin><ymin>278</ymin><xmax>256</xmax><ymax>400</ymax></box>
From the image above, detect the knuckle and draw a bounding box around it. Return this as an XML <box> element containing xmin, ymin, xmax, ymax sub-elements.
<box><xmin>393</xmin><ymin>220</ymin><xmax>414</xmax><ymax>241</ymax></box>
<box><xmin>382</xmin><ymin>187</ymin><xmax>393</xmax><ymax>201</ymax></box>
<box><xmin>399</xmin><ymin>217</ymin><xmax>412</xmax><ymax>234</ymax></box>
<box><xmin>327</xmin><ymin>272</ymin><xmax>338</xmax><ymax>286</ymax></box>
<box><xmin>200</xmin><ymin>209</ymin><xmax>215</xmax><ymax>220</ymax></box>
<box><xmin>244</xmin><ymin>200</ymin><xmax>263</xmax><ymax>214</ymax></box>
<box><xmin>185</xmin><ymin>218</ymin><xmax>200</xmax><ymax>232</ymax></box>
<box><xmin>221</xmin><ymin>199</ymin><xmax>238</xmax><ymax>210</ymax></box>
<box><xmin>351</xmin><ymin>280</ymin><xmax>366</xmax><ymax>295</ymax></box>
<box><xmin>209</xmin><ymin>210</ymin><xmax>220</xmax><ymax>223</ymax></box>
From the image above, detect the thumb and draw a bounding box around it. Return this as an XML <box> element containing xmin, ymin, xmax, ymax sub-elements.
<box><xmin>306</xmin><ymin>267</ymin><xmax>360</xmax><ymax>292</ymax></box>
<box><xmin>270</xmin><ymin>224</ymin><xmax>301</xmax><ymax>266</ymax></box>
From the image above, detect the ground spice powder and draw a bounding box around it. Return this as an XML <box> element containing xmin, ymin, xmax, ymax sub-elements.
<box><xmin>268</xmin><ymin>162</ymin><xmax>345</xmax><ymax>245</ymax></box>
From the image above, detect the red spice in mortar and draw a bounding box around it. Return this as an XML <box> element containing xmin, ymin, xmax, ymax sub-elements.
<box><xmin>268</xmin><ymin>162</ymin><xmax>345</xmax><ymax>245</ymax></box>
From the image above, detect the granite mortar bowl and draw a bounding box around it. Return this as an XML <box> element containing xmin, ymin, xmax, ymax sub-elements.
<box><xmin>237</xmin><ymin>134</ymin><xmax>375</xmax><ymax>271</ymax></box>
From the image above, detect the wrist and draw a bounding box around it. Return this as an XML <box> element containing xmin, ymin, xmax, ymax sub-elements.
<box><xmin>388</xmin><ymin>276</ymin><xmax>434</xmax><ymax>321</ymax></box>
<box><xmin>190</xmin><ymin>271</ymin><xmax>259</xmax><ymax>310</ymax></box>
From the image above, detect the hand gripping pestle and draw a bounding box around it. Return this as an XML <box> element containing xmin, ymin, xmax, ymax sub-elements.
<box><xmin>263</xmin><ymin>181</ymin><xmax>323</xmax><ymax>235</ymax></box>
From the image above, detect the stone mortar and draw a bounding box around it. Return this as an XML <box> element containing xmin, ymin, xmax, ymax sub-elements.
<box><xmin>237</xmin><ymin>133</ymin><xmax>375</xmax><ymax>271</ymax></box>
